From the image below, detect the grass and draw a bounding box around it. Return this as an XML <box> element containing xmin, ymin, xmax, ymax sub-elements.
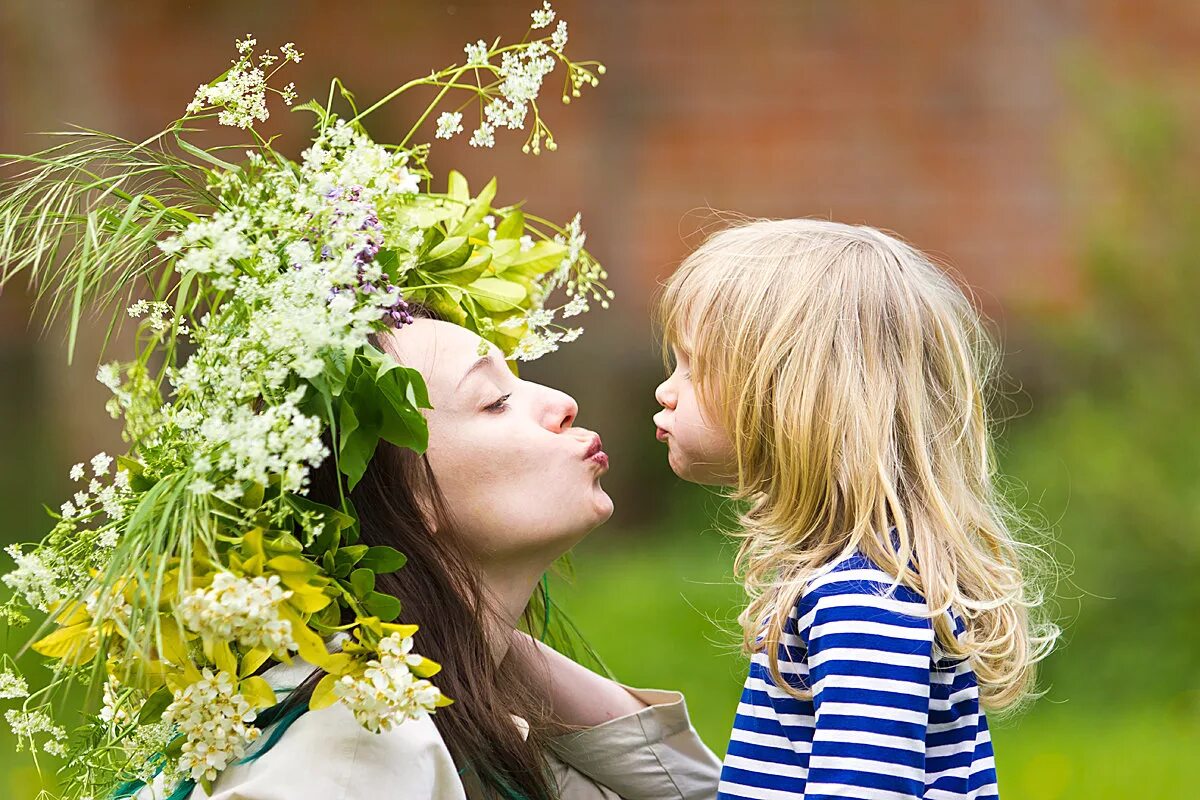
<box><xmin>554</xmin><ymin>525</ymin><xmax>1200</xmax><ymax>800</ymax></box>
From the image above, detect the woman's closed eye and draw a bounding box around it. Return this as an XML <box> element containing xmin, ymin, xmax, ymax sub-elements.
<box><xmin>484</xmin><ymin>393</ymin><xmax>512</xmax><ymax>413</ymax></box>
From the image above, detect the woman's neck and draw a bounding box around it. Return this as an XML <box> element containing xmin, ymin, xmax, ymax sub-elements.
<box><xmin>477</xmin><ymin>560</ymin><xmax>547</xmax><ymax>666</ymax></box>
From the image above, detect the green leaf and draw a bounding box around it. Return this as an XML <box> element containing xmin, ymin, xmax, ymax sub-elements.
<box><xmin>375</xmin><ymin>365</ymin><xmax>430</xmax><ymax>452</ymax></box>
<box><xmin>138</xmin><ymin>687</ymin><xmax>173</xmax><ymax>725</ymax></box>
<box><xmin>333</xmin><ymin>544</ymin><xmax>369</xmax><ymax>577</ymax></box>
<box><xmin>467</xmin><ymin>277</ymin><xmax>527</xmax><ymax>312</ymax></box>
<box><xmin>362</xmin><ymin>590</ymin><xmax>402</xmax><ymax>621</ymax></box>
<box><xmin>358</xmin><ymin>545</ymin><xmax>408</xmax><ymax>575</ymax></box>
<box><xmin>438</xmin><ymin>247</ymin><xmax>493</xmax><ymax>282</ymax></box>
<box><xmin>497</xmin><ymin>239</ymin><xmax>568</xmax><ymax>278</ymax></box>
<box><xmin>338</xmin><ymin>398</ymin><xmax>360</xmax><ymax>454</ymax></box>
<box><xmin>173</xmin><ymin>123</ymin><xmax>238</xmax><ymax>171</ymax></box>
<box><xmin>452</xmin><ymin>176</ymin><xmax>498</xmax><ymax>237</ymax></box>
<box><xmin>349</xmin><ymin>567</ymin><xmax>375</xmax><ymax>596</ymax></box>
<box><xmin>310</xmin><ymin>673</ymin><xmax>341</xmax><ymax>710</ymax></box>
<box><xmin>240</xmin><ymin>675</ymin><xmax>278</xmax><ymax>709</ymax></box>
<box><xmin>496</xmin><ymin>208</ymin><xmax>525</xmax><ymax>240</ymax></box>
<box><xmin>420</xmin><ymin>235</ymin><xmax>472</xmax><ymax>272</ymax></box>
<box><xmin>447</xmin><ymin>170</ymin><xmax>469</xmax><ymax>202</ymax></box>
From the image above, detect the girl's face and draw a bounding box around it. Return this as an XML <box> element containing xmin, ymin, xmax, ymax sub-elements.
<box><xmin>653</xmin><ymin>344</ymin><xmax>737</xmax><ymax>486</ymax></box>
<box><xmin>386</xmin><ymin>319</ymin><xmax>613</xmax><ymax>568</ymax></box>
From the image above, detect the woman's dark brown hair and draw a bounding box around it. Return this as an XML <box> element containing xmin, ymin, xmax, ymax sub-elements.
<box><xmin>268</xmin><ymin>327</ymin><xmax>558</xmax><ymax>800</ymax></box>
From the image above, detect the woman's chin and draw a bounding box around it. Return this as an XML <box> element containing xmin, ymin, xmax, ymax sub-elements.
<box><xmin>590</xmin><ymin>484</ymin><xmax>614</xmax><ymax>522</ymax></box>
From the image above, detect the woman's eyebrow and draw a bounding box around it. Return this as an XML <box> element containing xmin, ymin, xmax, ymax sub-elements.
<box><xmin>456</xmin><ymin>354</ymin><xmax>497</xmax><ymax>389</ymax></box>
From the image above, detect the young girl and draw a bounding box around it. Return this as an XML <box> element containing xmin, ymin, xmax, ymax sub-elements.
<box><xmin>652</xmin><ymin>218</ymin><xmax>1058</xmax><ymax>799</ymax></box>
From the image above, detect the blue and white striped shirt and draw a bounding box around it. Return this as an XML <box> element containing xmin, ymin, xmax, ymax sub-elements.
<box><xmin>718</xmin><ymin>550</ymin><xmax>998</xmax><ymax>799</ymax></box>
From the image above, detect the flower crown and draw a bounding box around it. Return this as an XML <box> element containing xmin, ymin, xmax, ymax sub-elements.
<box><xmin>0</xmin><ymin>4</ymin><xmax>607</xmax><ymax>796</ymax></box>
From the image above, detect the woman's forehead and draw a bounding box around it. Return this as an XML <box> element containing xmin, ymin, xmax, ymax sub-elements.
<box><xmin>386</xmin><ymin>319</ymin><xmax>496</xmax><ymax>391</ymax></box>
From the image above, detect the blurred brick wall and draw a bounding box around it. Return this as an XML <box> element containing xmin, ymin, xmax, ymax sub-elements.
<box><xmin>2</xmin><ymin>0</ymin><xmax>1199</xmax><ymax>523</ymax></box>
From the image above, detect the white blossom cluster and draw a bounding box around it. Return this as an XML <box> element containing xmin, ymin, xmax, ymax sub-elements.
<box><xmin>503</xmin><ymin>212</ymin><xmax>607</xmax><ymax>361</ymax></box>
<box><xmin>2</xmin><ymin>544</ymin><xmax>66</xmax><ymax>612</ymax></box>
<box><xmin>0</xmin><ymin>669</ymin><xmax>29</xmax><ymax>699</ymax></box>
<box><xmin>179</xmin><ymin>572</ymin><xmax>297</xmax><ymax>656</ymax></box>
<box><xmin>468</xmin><ymin>42</ymin><xmax>558</xmax><ymax>151</ymax></box>
<box><xmin>435</xmin><ymin>111</ymin><xmax>464</xmax><ymax>140</ymax></box>
<box><xmin>162</xmin><ymin>669</ymin><xmax>262</xmax><ymax>783</ymax></box>
<box><xmin>334</xmin><ymin>633</ymin><xmax>444</xmax><ymax>733</ymax></box>
<box><xmin>158</xmin><ymin>120</ymin><xmax>427</xmax><ymax>496</ymax></box>
<box><xmin>99</xmin><ymin>674</ymin><xmax>143</xmax><ymax>727</ymax></box>
<box><xmin>60</xmin><ymin>451</ymin><xmax>134</xmax><ymax>526</ymax></box>
<box><xmin>6</xmin><ymin>708</ymin><xmax>68</xmax><ymax>756</ymax></box>
<box><xmin>186</xmin><ymin>36</ymin><xmax>304</xmax><ymax>129</ymax></box>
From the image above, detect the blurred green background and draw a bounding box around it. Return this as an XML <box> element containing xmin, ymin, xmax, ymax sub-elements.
<box><xmin>2</xmin><ymin>2</ymin><xmax>1198</xmax><ymax>798</ymax></box>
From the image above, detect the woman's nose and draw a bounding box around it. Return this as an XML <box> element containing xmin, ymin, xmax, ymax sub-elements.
<box><xmin>655</xmin><ymin>379</ymin><xmax>675</xmax><ymax>410</ymax></box>
<box><xmin>545</xmin><ymin>388</ymin><xmax>578</xmax><ymax>432</ymax></box>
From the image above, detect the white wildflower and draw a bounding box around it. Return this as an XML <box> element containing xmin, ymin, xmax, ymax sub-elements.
<box><xmin>179</xmin><ymin>572</ymin><xmax>297</xmax><ymax>655</ymax></box>
<box><xmin>99</xmin><ymin>675</ymin><xmax>142</xmax><ymax>727</ymax></box>
<box><xmin>464</xmin><ymin>39</ymin><xmax>489</xmax><ymax>67</ymax></box>
<box><xmin>5</xmin><ymin>708</ymin><xmax>66</xmax><ymax>752</ymax></box>
<box><xmin>551</xmin><ymin>20</ymin><xmax>568</xmax><ymax>51</ymax></box>
<box><xmin>188</xmin><ymin>477</ymin><xmax>215</xmax><ymax>496</ymax></box>
<box><xmin>435</xmin><ymin>111</ymin><xmax>464</xmax><ymax>140</ymax></box>
<box><xmin>511</xmin><ymin>329</ymin><xmax>563</xmax><ymax>362</ymax></box>
<box><xmin>59</xmin><ymin>501</ymin><xmax>77</xmax><ymax>519</ymax></box>
<box><xmin>562</xmin><ymin>294</ymin><xmax>589</xmax><ymax>318</ymax></box>
<box><xmin>281</xmin><ymin>42</ymin><xmax>303</xmax><ymax>63</ymax></box>
<box><xmin>2</xmin><ymin>544</ymin><xmax>64</xmax><ymax>611</ymax></box>
<box><xmin>96</xmin><ymin>363</ymin><xmax>121</xmax><ymax>392</ymax></box>
<box><xmin>334</xmin><ymin>633</ymin><xmax>444</xmax><ymax>733</ymax></box>
<box><xmin>90</xmin><ymin>452</ymin><xmax>113</xmax><ymax>477</ymax></box>
<box><xmin>469</xmin><ymin>122</ymin><xmax>496</xmax><ymax>149</ymax></box>
<box><xmin>162</xmin><ymin>669</ymin><xmax>262</xmax><ymax>783</ymax></box>
<box><xmin>0</xmin><ymin>669</ymin><xmax>29</xmax><ymax>700</ymax></box>
<box><xmin>531</xmin><ymin>1</ymin><xmax>556</xmax><ymax>29</ymax></box>
<box><xmin>519</xmin><ymin>235</ymin><xmax>534</xmax><ymax>252</ymax></box>
<box><xmin>69</xmin><ymin>462</ymin><xmax>85</xmax><ymax>481</ymax></box>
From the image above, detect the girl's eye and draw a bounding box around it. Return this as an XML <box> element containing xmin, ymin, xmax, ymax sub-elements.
<box><xmin>484</xmin><ymin>393</ymin><xmax>512</xmax><ymax>413</ymax></box>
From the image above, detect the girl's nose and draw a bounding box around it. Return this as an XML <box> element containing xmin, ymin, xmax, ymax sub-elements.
<box><xmin>655</xmin><ymin>379</ymin><xmax>675</xmax><ymax>410</ymax></box>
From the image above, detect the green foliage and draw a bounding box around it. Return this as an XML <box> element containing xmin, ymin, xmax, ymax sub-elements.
<box><xmin>1004</xmin><ymin>57</ymin><xmax>1200</xmax><ymax>705</ymax></box>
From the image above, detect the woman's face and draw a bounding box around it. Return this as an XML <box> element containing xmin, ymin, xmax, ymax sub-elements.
<box><xmin>386</xmin><ymin>319</ymin><xmax>613</xmax><ymax>568</ymax></box>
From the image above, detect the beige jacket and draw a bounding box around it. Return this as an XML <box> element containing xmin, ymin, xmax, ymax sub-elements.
<box><xmin>135</xmin><ymin>657</ymin><xmax>721</xmax><ymax>800</ymax></box>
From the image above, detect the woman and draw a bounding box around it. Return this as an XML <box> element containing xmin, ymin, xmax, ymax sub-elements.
<box><xmin>138</xmin><ymin>312</ymin><xmax>721</xmax><ymax>800</ymax></box>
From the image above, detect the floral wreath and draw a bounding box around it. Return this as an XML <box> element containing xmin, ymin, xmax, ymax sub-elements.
<box><xmin>0</xmin><ymin>4</ymin><xmax>608</xmax><ymax>797</ymax></box>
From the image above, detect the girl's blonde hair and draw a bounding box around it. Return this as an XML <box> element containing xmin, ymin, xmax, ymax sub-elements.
<box><xmin>659</xmin><ymin>217</ymin><xmax>1059</xmax><ymax>712</ymax></box>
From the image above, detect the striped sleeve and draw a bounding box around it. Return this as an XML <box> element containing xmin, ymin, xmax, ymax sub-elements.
<box><xmin>801</xmin><ymin>581</ymin><xmax>935</xmax><ymax>800</ymax></box>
